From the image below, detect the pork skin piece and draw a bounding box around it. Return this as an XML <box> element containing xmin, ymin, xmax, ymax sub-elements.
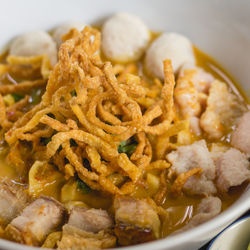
<box><xmin>174</xmin><ymin>196</ymin><xmax>222</xmax><ymax>233</ymax></box>
<box><xmin>0</xmin><ymin>180</ymin><xmax>29</xmax><ymax>226</ymax></box>
<box><xmin>210</xmin><ymin>143</ymin><xmax>229</xmax><ymax>162</ymax></box>
<box><xmin>58</xmin><ymin>224</ymin><xmax>116</xmax><ymax>250</ymax></box>
<box><xmin>68</xmin><ymin>207</ymin><xmax>113</xmax><ymax>233</ymax></box>
<box><xmin>182</xmin><ymin>176</ymin><xmax>217</xmax><ymax>195</ymax></box>
<box><xmin>167</xmin><ymin>140</ymin><xmax>217</xmax><ymax>195</ymax></box>
<box><xmin>216</xmin><ymin>148</ymin><xmax>250</xmax><ymax>192</ymax></box>
<box><xmin>231</xmin><ymin>111</ymin><xmax>250</xmax><ymax>155</ymax></box>
<box><xmin>6</xmin><ymin>196</ymin><xmax>66</xmax><ymax>246</ymax></box>
<box><xmin>114</xmin><ymin>196</ymin><xmax>160</xmax><ymax>246</ymax></box>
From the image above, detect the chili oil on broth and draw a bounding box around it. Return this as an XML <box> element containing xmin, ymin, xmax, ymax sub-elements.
<box><xmin>0</xmin><ymin>26</ymin><xmax>248</xmax><ymax>246</ymax></box>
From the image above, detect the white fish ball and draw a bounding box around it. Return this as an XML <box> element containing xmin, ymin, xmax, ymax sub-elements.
<box><xmin>52</xmin><ymin>22</ymin><xmax>85</xmax><ymax>47</ymax></box>
<box><xmin>145</xmin><ymin>32</ymin><xmax>195</xmax><ymax>79</ymax></box>
<box><xmin>9</xmin><ymin>31</ymin><xmax>57</xmax><ymax>65</ymax></box>
<box><xmin>102</xmin><ymin>13</ymin><xmax>150</xmax><ymax>62</ymax></box>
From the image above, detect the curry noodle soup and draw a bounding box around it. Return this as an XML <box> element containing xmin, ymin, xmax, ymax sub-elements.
<box><xmin>0</xmin><ymin>13</ymin><xmax>249</xmax><ymax>249</ymax></box>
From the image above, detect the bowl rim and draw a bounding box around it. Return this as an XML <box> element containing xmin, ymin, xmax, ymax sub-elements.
<box><xmin>208</xmin><ymin>213</ymin><xmax>250</xmax><ymax>250</ymax></box>
<box><xmin>0</xmin><ymin>187</ymin><xmax>249</xmax><ymax>250</ymax></box>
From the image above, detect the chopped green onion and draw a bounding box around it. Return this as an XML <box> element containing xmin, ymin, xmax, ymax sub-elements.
<box><xmin>118</xmin><ymin>138</ymin><xmax>137</xmax><ymax>157</ymax></box>
<box><xmin>119</xmin><ymin>141</ymin><xmax>127</xmax><ymax>148</ymax></box>
<box><xmin>76</xmin><ymin>176</ymin><xmax>91</xmax><ymax>194</ymax></box>
<box><xmin>11</xmin><ymin>93</ymin><xmax>24</xmax><ymax>102</ymax></box>
<box><xmin>31</xmin><ymin>88</ymin><xmax>42</xmax><ymax>105</ymax></box>
<box><xmin>71</xmin><ymin>89</ymin><xmax>77</xmax><ymax>97</ymax></box>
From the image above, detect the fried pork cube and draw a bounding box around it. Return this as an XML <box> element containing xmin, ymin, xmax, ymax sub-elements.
<box><xmin>216</xmin><ymin>148</ymin><xmax>250</xmax><ymax>192</ymax></box>
<box><xmin>52</xmin><ymin>22</ymin><xmax>85</xmax><ymax>47</ymax></box>
<box><xmin>200</xmin><ymin>80</ymin><xmax>244</xmax><ymax>139</ymax></box>
<box><xmin>167</xmin><ymin>140</ymin><xmax>217</xmax><ymax>195</ymax></box>
<box><xmin>9</xmin><ymin>31</ymin><xmax>57</xmax><ymax>65</ymax></box>
<box><xmin>113</xmin><ymin>196</ymin><xmax>160</xmax><ymax>246</ymax></box>
<box><xmin>189</xmin><ymin>116</ymin><xmax>202</xmax><ymax>135</ymax></box>
<box><xmin>102</xmin><ymin>13</ymin><xmax>150</xmax><ymax>63</ymax></box>
<box><xmin>231</xmin><ymin>111</ymin><xmax>250</xmax><ymax>155</ymax></box>
<box><xmin>0</xmin><ymin>180</ymin><xmax>29</xmax><ymax>227</ymax></box>
<box><xmin>179</xmin><ymin>63</ymin><xmax>214</xmax><ymax>93</ymax></box>
<box><xmin>6</xmin><ymin>196</ymin><xmax>66</xmax><ymax>246</ymax></box>
<box><xmin>175</xmin><ymin>197</ymin><xmax>222</xmax><ymax>233</ymax></box>
<box><xmin>145</xmin><ymin>32</ymin><xmax>195</xmax><ymax>79</ymax></box>
<box><xmin>58</xmin><ymin>207</ymin><xmax>115</xmax><ymax>249</ymax></box>
<box><xmin>175</xmin><ymin>64</ymin><xmax>214</xmax><ymax>135</ymax></box>
<box><xmin>174</xmin><ymin>76</ymin><xmax>201</xmax><ymax>119</ymax></box>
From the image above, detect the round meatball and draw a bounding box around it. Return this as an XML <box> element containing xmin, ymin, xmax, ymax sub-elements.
<box><xmin>101</xmin><ymin>13</ymin><xmax>150</xmax><ymax>63</ymax></box>
<box><xmin>52</xmin><ymin>22</ymin><xmax>85</xmax><ymax>47</ymax></box>
<box><xmin>9</xmin><ymin>31</ymin><xmax>57</xmax><ymax>65</ymax></box>
<box><xmin>145</xmin><ymin>33</ymin><xmax>195</xmax><ymax>79</ymax></box>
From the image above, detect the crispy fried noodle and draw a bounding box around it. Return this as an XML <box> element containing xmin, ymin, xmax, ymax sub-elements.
<box><xmin>2</xmin><ymin>27</ymin><xmax>197</xmax><ymax>196</ymax></box>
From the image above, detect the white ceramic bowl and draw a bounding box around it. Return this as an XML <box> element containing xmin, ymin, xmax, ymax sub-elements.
<box><xmin>209</xmin><ymin>215</ymin><xmax>250</xmax><ymax>250</ymax></box>
<box><xmin>0</xmin><ymin>0</ymin><xmax>249</xmax><ymax>249</ymax></box>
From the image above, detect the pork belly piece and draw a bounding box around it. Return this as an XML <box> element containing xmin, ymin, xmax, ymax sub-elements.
<box><xmin>175</xmin><ymin>197</ymin><xmax>221</xmax><ymax>233</ymax></box>
<box><xmin>58</xmin><ymin>224</ymin><xmax>116</xmax><ymax>250</ymax></box>
<box><xmin>0</xmin><ymin>180</ymin><xmax>29</xmax><ymax>227</ymax></box>
<box><xmin>67</xmin><ymin>207</ymin><xmax>113</xmax><ymax>233</ymax></box>
<box><xmin>231</xmin><ymin>112</ymin><xmax>250</xmax><ymax>155</ymax></box>
<box><xmin>58</xmin><ymin>207</ymin><xmax>115</xmax><ymax>249</ymax></box>
<box><xmin>216</xmin><ymin>148</ymin><xmax>250</xmax><ymax>192</ymax></box>
<box><xmin>113</xmin><ymin>196</ymin><xmax>160</xmax><ymax>246</ymax></box>
<box><xmin>167</xmin><ymin>140</ymin><xmax>217</xmax><ymax>195</ymax></box>
<box><xmin>6</xmin><ymin>196</ymin><xmax>66</xmax><ymax>246</ymax></box>
<box><xmin>200</xmin><ymin>80</ymin><xmax>244</xmax><ymax>139</ymax></box>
